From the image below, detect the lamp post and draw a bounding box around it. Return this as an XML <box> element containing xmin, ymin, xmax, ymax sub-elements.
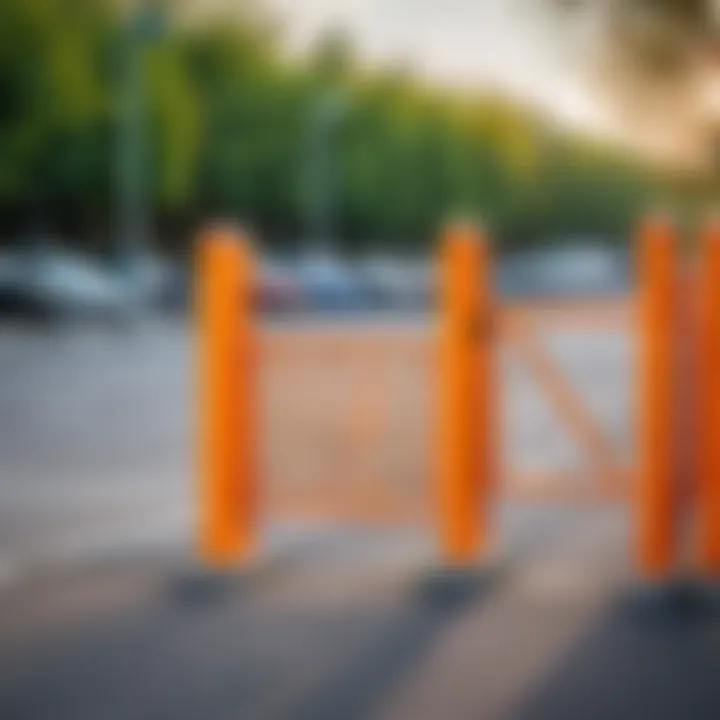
<box><xmin>305</xmin><ymin>90</ymin><xmax>347</xmax><ymax>252</ymax></box>
<box><xmin>116</xmin><ymin>1</ymin><xmax>164</xmax><ymax>298</ymax></box>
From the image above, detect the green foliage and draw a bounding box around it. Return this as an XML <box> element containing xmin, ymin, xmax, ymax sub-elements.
<box><xmin>144</xmin><ymin>39</ymin><xmax>201</xmax><ymax>208</ymax></box>
<box><xmin>0</xmin><ymin>0</ymin><xmax>114</xmax><ymax>203</ymax></box>
<box><xmin>0</xmin><ymin>0</ymin><xmax>668</xmax><ymax>250</ymax></box>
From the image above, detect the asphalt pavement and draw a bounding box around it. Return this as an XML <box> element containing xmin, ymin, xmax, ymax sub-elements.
<box><xmin>1</xmin><ymin>509</ymin><xmax>720</xmax><ymax>720</ymax></box>
<box><xmin>2</xmin><ymin>316</ymin><xmax>718</xmax><ymax>719</ymax></box>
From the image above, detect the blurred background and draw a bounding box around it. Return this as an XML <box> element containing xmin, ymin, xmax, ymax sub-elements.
<box><xmin>1</xmin><ymin>0</ymin><xmax>718</xmax><ymax>321</ymax></box>
<box><xmin>2</xmin><ymin>2</ymin><xmax>720</xmax><ymax>719</ymax></box>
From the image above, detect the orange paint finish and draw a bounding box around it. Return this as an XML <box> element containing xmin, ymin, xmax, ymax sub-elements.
<box><xmin>196</xmin><ymin>227</ymin><xmax>256</xmax><ymax>565</ymax></box>
<box><xmin>637</xmin><ymin>216</ymin><xmax>677</xmax><ymax>578</ymax></box>
<box><xmin>437</xmin><ymin>223</ymin><xmax>493</xmax><ymax>564</ymax></box>
<box><xmin>697</xmin><ymin>220</ymin><xmax>720</xmax><ymax>573</ymax></box>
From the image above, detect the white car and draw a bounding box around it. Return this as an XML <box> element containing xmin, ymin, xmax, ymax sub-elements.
<box><xmin>0</xmin><ymin>247</ymin><xmax>130</xmax><ymax>322</ymax></box>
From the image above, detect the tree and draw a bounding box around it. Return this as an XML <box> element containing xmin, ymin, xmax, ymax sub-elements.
<box><xmin>544</xmin><ymin>0</ymin><xmax>720</xmax><ymax>175</ymax></box>
<box><xmin>0</xmin><ymin>0</ymin><xmax>116</xmax><ymax>229</ymax></box>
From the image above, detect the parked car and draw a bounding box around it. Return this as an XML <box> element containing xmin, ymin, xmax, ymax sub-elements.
<box><xmin>256</xmin><ymin>260</ymin><xmax>305</xmax><ymax>313</ymax></box>
<box><xmin>0</xmin><ymin>246</ymin><xmax>130</xmax><ymax>322</ymax></box>
<box><xmin>354</xmin><ymin>257</ymin><xmax>407</xmax><ymax>308</ymax></box>
<box><xmin>496</xmin><ymin>244</ymin><xmax>630</xmax><ymax>299</ymax></box>
<box><xmin>295</xmin><ymin>253</ymin><xmax>363</xmax><ymax>312</ymax></box>
<box><xmin>0</xmin><ymin>252</ymin><xmax>42</xmax><ymax>318</ymax></box>
<box><xmin>151</xmin><ymin>261</ymin><xmax>189</xmax><ymax>314</ymax></box>
<box><xmin>354</xmin><ymin>256</ymin><xmax>434</xmax><ymax>310</ymax></box>
<box><xmin>402</xmin><ymin>258</ymin><xmax>435</xmax><ymax>309</ymax></box>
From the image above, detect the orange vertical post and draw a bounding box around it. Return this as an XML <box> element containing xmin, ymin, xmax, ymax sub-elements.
<box><xmin>697</xmin><ymin>219</ymin><xmax>720</xmax><ymax>573</ymax></box>
<box><xmin>437</xmin><ymin>222</ymin><xmax>492</xmax><ymax>564</ymax></box>
<box><xmin>196</xmin><ymin>226</ymin><xmax>256</xmax><ymax>565</ymax></box>
<box><xmin>637</xmin><ymin>216</ymin><xmax>676</xmax><ymax>578</ymax></box>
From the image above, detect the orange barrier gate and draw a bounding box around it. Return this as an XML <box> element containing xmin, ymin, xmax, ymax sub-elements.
<box><xmin>634</xmin><ymin>215</ymin><xmax>720</xmax><ymax>580</ymax></box>
<box><xmin>636</xmin><ymin>216</ymin><xmax>676</xmax><ymax>578</ymax></box>
<box><xmin>195</xmin><ymin>218</ymin><xmax>720</xmax><ymax>580</ymax></box>
<box><xmin>698</xmin><ymin>219</ymin><xmax>720</xmax><ymax>574</ymax></box>
<box><xmin>196</xmin><ymin>226</ymin><xmax>256</xmax><ymax>566</ymax></box>
<box><xmin>437</xmin><ymin>223</ymin><xmax>494</xmax><ymax>564</ymax></box>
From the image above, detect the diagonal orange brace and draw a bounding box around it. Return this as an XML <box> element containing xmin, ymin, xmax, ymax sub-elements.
<box><xmin>503</xmin><ymin>315</ymin><xmax>627</xmax><ymax>491</ymax></box>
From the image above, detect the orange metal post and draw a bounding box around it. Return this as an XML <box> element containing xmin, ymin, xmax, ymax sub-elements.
<box><xmin>697</xmin><ymin>220</ymin><xmax>720</xmax><ymax>573</ymax></box>
<box><xmin>637</xmin><ymin>216</ymin><xmax>676</xmax><ymax>578</ymax></box>
<box><xmin>437</xmin><ymin>222</ymin><xmax>493</xmax><ymax>563</ymax></box>
<box><xmin>196</xmin><ymin>226</ymin><xmax>256</xmax><ymax>565</ymax></box>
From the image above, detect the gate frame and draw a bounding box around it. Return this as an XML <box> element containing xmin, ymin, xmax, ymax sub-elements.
<box><xmin>195</xmin><ymin>217</ymin><xmax>720</xmax><ymax>579</ymax></box>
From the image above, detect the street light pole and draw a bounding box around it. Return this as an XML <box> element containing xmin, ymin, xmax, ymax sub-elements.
<box><xmin>305</xmin><ymin>91</ymin><xmax>346</xmax><ymax>252</ymax></box>
<box><xmin>116</xmin><ymin>1</ymin><xmax>164</xmax><ymax>297</ymax></box>
<box><xmin>117</xmin><ymin>16</ymin><xmax>145</xmax><ymax>276</ymax></box>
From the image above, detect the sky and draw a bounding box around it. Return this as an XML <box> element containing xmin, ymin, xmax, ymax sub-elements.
<box><xmin>266</xmin><ymin>0</ymin><xmax>609</xmax><ymax>132</ymax></box>
<box><xmin>189</xmin><ymin>0</ymin><xmax>709</xmax><ymax>165</ymax></box>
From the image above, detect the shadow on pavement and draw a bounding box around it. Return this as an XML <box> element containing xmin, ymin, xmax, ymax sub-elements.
<box><xmin>285</xmin><ymin>568</ymin><xmax>500</xmax><ymax>720</ymax></box>
<box><xmin>509</xmin><ymin>587</ymin><xmax>720</xmax><ymax>720</ymax></box>
<box><xmin>0</xmin><ymin>557</ymin><xmax>504</xmax><ymax>720</ymax></box>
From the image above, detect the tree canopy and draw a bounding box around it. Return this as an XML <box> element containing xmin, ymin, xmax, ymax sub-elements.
<box><xmin>0</xmin><ymin>0</ymin><xmax>673</xmax><ymax>253</ymax></box>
